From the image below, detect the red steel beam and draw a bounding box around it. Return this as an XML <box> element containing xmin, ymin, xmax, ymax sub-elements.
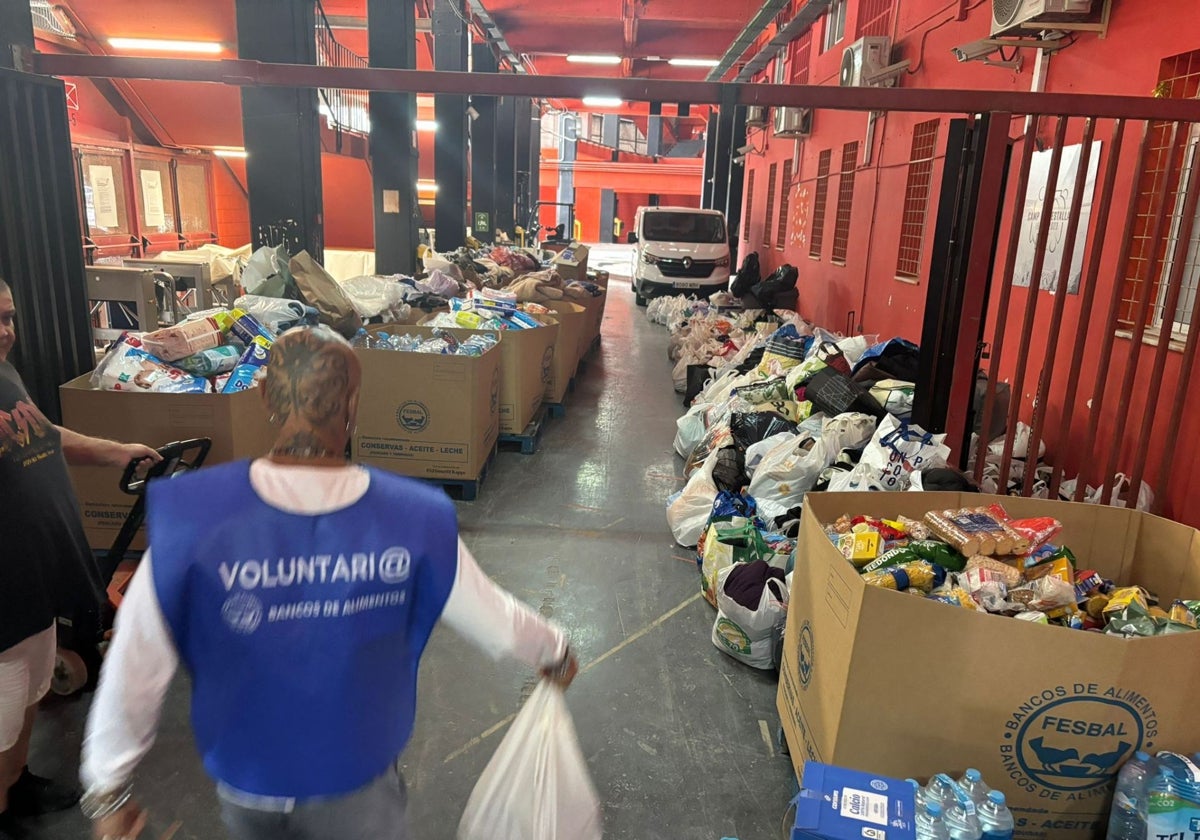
<box><xmin>29</xmin><ymin>53</ymin><xmax>1200</xmax><ymax>120</ymax></box>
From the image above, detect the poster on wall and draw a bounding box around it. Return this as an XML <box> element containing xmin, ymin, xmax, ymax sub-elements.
<box><xmin>140</xmin><ymin>169</ymin><xmax>166</xmax><ymax>228</ymax></box>
<box><xmin>88</xmin><ymin>164</ymin><xmax>119</xmax><ymax>229</ymax></box>
<box><xmin>1013</xmin><ymin>141</ymin><xmax>1102</xmax><ymax>295</ymax></box>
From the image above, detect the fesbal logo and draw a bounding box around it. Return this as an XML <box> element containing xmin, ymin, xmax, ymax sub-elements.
<box><xmin>797</xmin><ymin>620</ymin><xmax>815</xmax><ymax>690</ymax></box>
<box><xmin>396</xmin><ymin>401</ymin><xmax>429</xmax><ymax>433</ymax></box>
<box><xmin>1001</xmin><ymin>683</ymin><xmax>1157</xmax><ymax>802</ymax></box>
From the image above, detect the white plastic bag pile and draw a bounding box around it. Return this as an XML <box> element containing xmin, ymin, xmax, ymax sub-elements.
<box><xmin>458</xmin><ymin>682</ymin><xmax>602</xmax><ymax>840</ymax></box>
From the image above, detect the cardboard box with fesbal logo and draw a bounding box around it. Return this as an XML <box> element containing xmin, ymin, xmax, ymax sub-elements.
<box><xmin>417</xmin><ymin>317</ymin><xmax>558</xmax><ymax>434</ymax></box>
<box><xmin>352</xmin><ymin>326</ymin><xmax>499</xmax><ymax>481</ymax></box>
<box><xmin>779</xmin><ymin>492</ymin><xmax>1200</xmax><ymax>840</ymax></box>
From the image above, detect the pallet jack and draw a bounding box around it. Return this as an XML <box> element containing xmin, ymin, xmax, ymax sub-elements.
<box><xmin>52</xmin><ymin>438</ymin><xmax>212</xmax><ymax>695</ymax></box>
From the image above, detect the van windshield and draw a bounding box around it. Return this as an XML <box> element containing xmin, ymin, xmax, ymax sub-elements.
<box><xmin>641</xmin><ymin>212</ymin><xmax>726</xmax><ymax>244</ymax></box>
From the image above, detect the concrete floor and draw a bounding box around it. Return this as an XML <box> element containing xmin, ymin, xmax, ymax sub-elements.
<box><xmin>26</xmin><ymin>245</ymin><xmax>794</xmax><ymax>839</ymax></box>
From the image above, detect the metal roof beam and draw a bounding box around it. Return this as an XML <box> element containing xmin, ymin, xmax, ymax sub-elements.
<box><xmin>734</xmin><ymin>0</ymin><xmax>830</xmax><ymax>81</ymax></box>
<box><xmin>705</xmin><ymin>0</ymin><xmax>790</xmax><ymax>82</ymax></box>
<box><xmin>29</xmin><ymin>54</ymin><xmax>1200</xmax><ymax>121</ymax></box>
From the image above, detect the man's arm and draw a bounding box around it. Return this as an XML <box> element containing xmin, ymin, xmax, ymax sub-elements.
<box><xmin>81</xmin><ymin>552</ymin><xmax>179</xmax><ymax>836</ymax></box>
<box><xmin>440</xmin><ymin>539</ymin><xmax>576</xmax><ymax>685</ymax></box>
<box><xmin>56</xmin><ymin>426</ymin><xmax>160</xmax><ymax>469</ymax></box>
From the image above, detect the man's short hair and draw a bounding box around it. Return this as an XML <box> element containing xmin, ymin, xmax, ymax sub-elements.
<box><xmin>0</xmin><ymin>278</ymin><xmax>9</xmax><ymax>297</ymax></box>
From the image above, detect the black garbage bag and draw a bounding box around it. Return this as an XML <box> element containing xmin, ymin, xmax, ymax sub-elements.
<box><xmin>804</xmin><ymin>366</ymin><xmax>887</xmax><ymax>422</ymax></box>
<box><xmin>730</xmin><ymin>252</ymin><xmax>761</xmax><ymax>298</ymax></box>
<box><xmin>751</xmin><ymin>264</ymin><xmax>799</xmax><ymax>309</ymax></box>
<box><xmin>712</xmin><ymin>446</ymin><xmax>749</xmax><ymax>493</ymax></box>
<box><xmin>730</xmin><ymin>411</ymin><xmax>799</xmax><ymax>455</ymax></box>
<box><xmin>852</xmin><ymin>338</ymin><xmax>921</xmax><ymax>385</ymax></box>
<box><xmin>919</xmin><ymin>467</ymin><xmax>980</xmax><ymax>492</ymax></box>
<box><xmin>734</xmin><ymin>345</ymin><xmax>767</xmax><ymax>375</ymax></box>
<box><xmin>684</xmin><ymin>364</ymin><xmax>713</xmax><ymax>407</ymax></box>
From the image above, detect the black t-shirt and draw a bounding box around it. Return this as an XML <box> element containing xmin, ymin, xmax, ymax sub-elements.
<box><xmin>0</xmin><ymin>362</ymin><xmax>103</xmax><ymax>652</ymax></box>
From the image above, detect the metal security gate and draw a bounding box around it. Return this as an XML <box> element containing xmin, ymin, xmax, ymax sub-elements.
<box><xmin>0</xmin><ymin>67</ymin><xmax>92</xmax><ymax>422</ymax></box>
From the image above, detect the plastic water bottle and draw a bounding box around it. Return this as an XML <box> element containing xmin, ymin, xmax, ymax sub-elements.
<box><xmin>959</xmin><ymin>769</ymin><xmax>991</xmax><ymax>806</ymax></box>
<box><xmin>1106</xmin><ymin>751</ymin><xmax>1153</xmax><ymax>840</ymax></box>
<box><xmin>349</xmin><ymin>328</ymin><xmax>372</xmax><ymax>350</ymax></box>
<box><xmin>977</xmin><ymin>791</ymin><xmax>1014</xmax><ymax>840</ymax></box>
<box><xmin>946</xmin><ymin>792</ymin><xmax>983</xmax><ymax>840</ymax></box>
<box><xmin>926</xmin><ymin>774</ymin><xmax>960</xmax><ymax>810</ymax></box>
<box><xmin>909</xmin><ymin>779</ymin><xmax>928</xmax><ymax>812</ymax></box>
<box><xmin>917</xmin><ymin>802</ymin><xmax>951</xmax><ymax>840</ymax></box>
<box><xmin>376</xmin><ymin>331</ymin><xmax>392</xmax><ymax>350</ymax></box>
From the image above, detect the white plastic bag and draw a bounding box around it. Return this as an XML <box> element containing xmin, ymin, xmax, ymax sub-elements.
<box><xmin>340</xmin><ymin>275</ymin><xmax>411</xmax><ymax>320</ymax></box>
<box><xmin>674</xmin><ymin>402</ymin><xmax>710</xmax><ymax>460</ymax></box>
<box><xmin>711</xmin><ymin>565</ymin><xmax>789</xmax><ymax>670</ymax></box>
<box><xmin>667</xmin><ymin>448</ymin><xmax>721</xmax><ymax>547</ymax></box>
<box><xmin>745</xmin><ymin>432</ymin><xmax>798</xmax><ymax>479</ymax></box>
<box><xmin>826</xmin><ymin>462</ymin><xmax>887</xmax><ymax>492</ymax></box>
<box><xmin>859</xmin><ymin>415</ymin><xmax>950</xmax><ymax>491</ymax></box>
<box><xmin>458</xmin><ymin>682</ymin><xmax>602</xmax><ymax>840</ymax></box>
<box><xmin>747</xmin><ymin>436</ymin><xmax>831</xmax><ymax>522</ymax></box>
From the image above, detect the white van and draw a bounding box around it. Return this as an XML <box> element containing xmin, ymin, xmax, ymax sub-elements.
<box><xmin>628</xmin><ymin>207</ymin><xmax>731</xmax><ymax>305</ymax></box>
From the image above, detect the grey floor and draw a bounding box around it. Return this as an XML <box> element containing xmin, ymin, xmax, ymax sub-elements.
<box><xmin>25</xmin><ymin>246</ymin><xmax>794</xmax><ymax>839</ymax></box>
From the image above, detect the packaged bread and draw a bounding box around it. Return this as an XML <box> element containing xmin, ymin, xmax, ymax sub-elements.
<box><xmin>924</xmin><ymin>507</ymin><xmax>1018</xmax><ymax>557</ymax></box>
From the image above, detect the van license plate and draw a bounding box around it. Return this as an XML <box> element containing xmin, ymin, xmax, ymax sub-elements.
<box><xmin>675</xmin><ymin>281</ymin><xmax>701</xmax><ymax>289</ymax></box>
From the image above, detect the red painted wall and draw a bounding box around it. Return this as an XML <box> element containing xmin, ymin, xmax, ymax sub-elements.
<box><xmin>740</xmin><ymin>0</ymin><xmax>1200</xmax><ymax>524</ymax></box>
<box><xmin>321</xmin><ymin>153</ymin><xmax>375</xmax><ymax>250</ymax></box>
<box><xmin>213</xmin><ymin>158</ymin><xmax>251</xmax><ymax>247</ymax></box>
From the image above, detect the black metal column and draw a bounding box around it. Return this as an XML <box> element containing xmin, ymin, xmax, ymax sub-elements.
<box><xmin>710</xmin><ymin>100</ymin><xmax>738</xmax><ymax>219</ymax></box>
<box><xmin>0</xmin><ymin>68</ymin><xmax>91</xmax><ymax>421</ymax></box>
<box><xmin>368</xmin><ymin>0</ymin><xmax>419</xmax><ymax>275</ymax></box>
<box><xmin>514</xmin><ymin>97</ymin><xmax>533</xmax><ymax>232</ymax></box>
<box><xmin>433</xmin><ymin>0</ymin><xmax>467</xmax><ymax>252</ymax></box>
<box><xmin>494</xmin><ymin>96</ymin><xmax>516</xmax><ymax>237</ymax></box>
<box><xmin>647</xmin><ymin>101</ymin><xmax>663</xmax><ymax>159</ymax></box>
<box><xmin>470</xmin><ymin>45</ymin><xmax>498</xmax><ymax>243</ymax></box>
<box><xmin>723</xmin><ymin>105</ymin><xmax>748</xmax><ymax>262</ymax></box>
<box><xmin>0</xmin><ymin>0</ymin><xmax>34</xmax><ymax>70</ymax></box>
<box><xmin>701</xmin><ymin>112</ymin><xmax>718</xmax><ymax>208</ymax></box>
<box><xmin>528</xmin><ymin>104</ymin><xmax>541</xmax><ymax>234</ymax></box>
<box><xmin>235</xmin><ymin>0</ymin><xmax>323</xmax><ymax>261</ymax></box>
<box><xmin>599</xmin><ymin>189</ymin><xmax>616</xmax><ymax>244</ymax></box>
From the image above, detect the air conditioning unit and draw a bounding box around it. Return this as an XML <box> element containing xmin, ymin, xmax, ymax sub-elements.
<box><xmin>840</xmin><ymin>36</ymin><xmax>894</xmax><ymax>88</ymax></box>
<box><xmin>774</xmin><ymin>106</ymin><xmax>813</xmax><ymax>138</ymax></box>
<box><xmin>746</xmin><ymin>105</ymin><xmax>769</xmax><ymax>128</ymax></box>
<box><xmin>991</xmin><ymin>0</ymin><xmax>1093</xmax><ymax>36</ymax></box>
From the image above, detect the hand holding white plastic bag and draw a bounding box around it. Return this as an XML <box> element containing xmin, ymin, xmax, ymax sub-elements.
<box><xmin>458</xmin><ymin>682</ymin><xmax>602</xmax><ymax>840</ymax></box>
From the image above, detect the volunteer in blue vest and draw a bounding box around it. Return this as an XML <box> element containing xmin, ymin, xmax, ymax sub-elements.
<box><xmin>79</xmin><ymin>325</ymin><xmax>578</xmax><ymax>840</ymax></box>
<box><xmin>0</xmin><ymin>278</ymin><xmax>161</xmax><ymax>840</ymax></box>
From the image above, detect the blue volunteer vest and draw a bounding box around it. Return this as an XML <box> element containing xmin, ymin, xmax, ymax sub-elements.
<box><xmin>148</xmin><ymin>461</ymin><xmax>458</xmax><ymax>799</ymax></box>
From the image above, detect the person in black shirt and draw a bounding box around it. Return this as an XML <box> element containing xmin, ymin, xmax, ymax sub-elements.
<box><xmin>0</xmin><ymin>278</ymin><xmax>159</xmax><ymax>840</ymax></box>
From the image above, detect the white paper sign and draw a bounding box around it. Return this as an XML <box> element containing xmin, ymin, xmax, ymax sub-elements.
<box><xmin>1013</xmin><ymin>141</ymin><xmax>1102</xmax><ymax>295</ymax></box>
<box><xmin>140</xmin><ymin>169</ymin><xmax>165</xmax><ymax>228</ymax></box>
<box><xmin>88</xmin><ymin>164</ymin><xmax>119</xmax><ymax>228</ymax></box>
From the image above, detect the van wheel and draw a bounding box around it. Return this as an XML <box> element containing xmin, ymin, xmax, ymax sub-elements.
<box><xmin>635</xmin><ymin>293</ymin><xmax>647</xmax><ymax>307</ymax></box>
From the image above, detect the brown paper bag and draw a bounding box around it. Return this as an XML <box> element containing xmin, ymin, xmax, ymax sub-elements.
<box><xmin>288</xmin><ymin>251</ymin><xmax>361</xmax><ymax>338</ymax></box>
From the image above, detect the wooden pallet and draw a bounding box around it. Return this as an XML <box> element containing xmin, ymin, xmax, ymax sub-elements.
<box><xmin>498</xmin><ymin>408</ymin><xmax>548</xmax><ymax>455</ymax></box>
<box><xmin>423</xmin><ymin>447</ymin><xmax>496</xmax><ymax>502</ymax></box>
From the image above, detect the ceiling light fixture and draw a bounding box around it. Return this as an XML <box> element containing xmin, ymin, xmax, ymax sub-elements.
<box><xmin>581</xmin><ymin>96</ymin><xmax>623</xmax><ymax>108</ymax></box>
<box><xmin>567</xmin><ymin>54</ymin><xmax>622</xmax><ymax>65</ymax></box>
<box><xmin>417</xmin><ymin>180</ymin><xmax>439</xmax><ymax>193</ymax></box>
<box><xmin>213</xmin><ymin>148</ymin><xmax>248</xmax><ymax>158</ymax></box>
<box><xmin>416</xmin><ymin>119</ymin><xmax>439</xmax><ymax>132</ymax></box>
<box><xmin>668</xmin><ymin>57</ymin><xmax>720</xmax><ymax>68</ymax></box>
<box><xmin>108</xmin><ymin>37</ymin><xmax>223</xmax><ymax>54</ymax></box>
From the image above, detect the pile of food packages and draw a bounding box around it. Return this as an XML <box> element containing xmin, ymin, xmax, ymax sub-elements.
<box><xmin>825</xmin><ymin>504</ymin><xmax>1199</xmax><ymax>637</ymax></box>
<box><xmin>92</xmin><ymin>297</ymin><xmax>317</xmax><ymax>395</ymax></box>
<box><xmin>643</xmin><ymin>292</ymin><xmax>1173</xmax><ymax>670</ymax></box>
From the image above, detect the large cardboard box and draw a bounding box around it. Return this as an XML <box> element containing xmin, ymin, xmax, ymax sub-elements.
<box><xmin>417</xmin><ymin>318</ymin><xmax>559</xmax><ymax>434</ymax></box>
<box><xmin>551</xmin><ymin>241</ymin><xmax>590</xmax><ymax>282</ymax></box>
<box><xmin>577</xmin><ymin>286</ymin><xmax>607</xmax><ymax>349</ymax></box>
<box><xmin>60</xmin><ymin>376</ymin><xmax>275</xmax><ymax>550</ymax></box>
<box><xmin>545</xmin><ymin>302</ymin><xmax>586</xmax><ymax>403</ymax></box>
<box><xmin>352</xmin><ymin>327</ymin><xmax>500</xmax><ymax>481</ymax></box>
<box><xmin>779</xmin><ymin>492</ymin><xmax>1200</xmax><ymax>840</ymax></box>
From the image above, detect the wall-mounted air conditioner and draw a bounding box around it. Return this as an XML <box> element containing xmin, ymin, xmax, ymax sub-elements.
<box><xmin>840</xmin><ymin>36</ymin><xmax>894</xmax><ymax>88</ymax></box>
<box><xmin>991</xmin><ymin>0</ymin><xmax>1093</xmax><ymax>36</ymax></box>
<box><xmin>746</xmin><ymin>105</ymin><xmax>768</xmax><ymax>128</ymax></box>
<box><xmin>774</xmin><ymin>106</ymin><xmax>812</xmax><ymax>138</ymax></box>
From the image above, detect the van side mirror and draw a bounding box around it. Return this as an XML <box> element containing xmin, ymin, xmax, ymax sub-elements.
<box><xmin>627</xmin><ymin>232</ymin><xmax>638</xmax><ymax>244</ymax></box>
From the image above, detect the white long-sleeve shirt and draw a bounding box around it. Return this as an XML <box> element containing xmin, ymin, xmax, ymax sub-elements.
<box><xmin>81</xmin><ymin>460</ymin><xmax>567</xmax><ymax>799</ymax></box>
